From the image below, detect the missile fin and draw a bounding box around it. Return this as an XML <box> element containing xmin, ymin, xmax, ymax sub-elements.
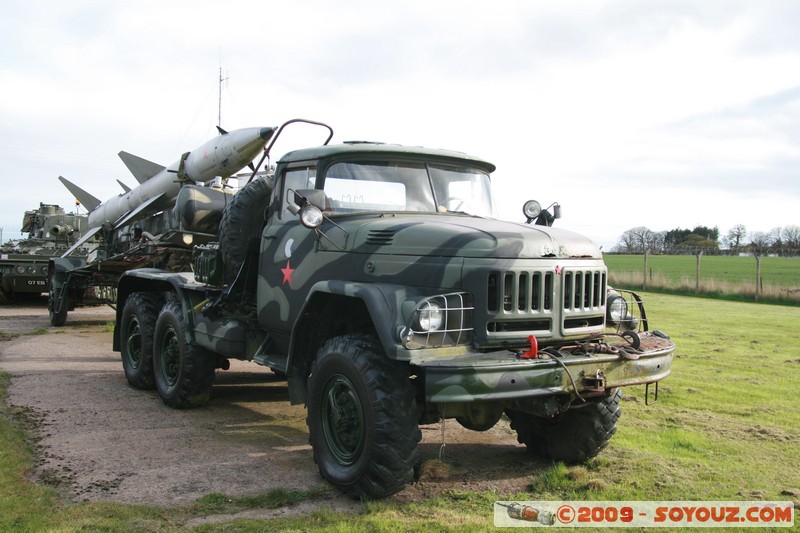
<box><xmin>112</xmin><ymin>193</ymin><xmax>170</xmax><ymax>229</ymax></box>
<box><xmin>116</xmin><ymin>179</ymin><xmax>131</xmax><ymax>193</ymax></box>
<box><xmin>118</xmin><ymin>151</ymin><xmax>166</xmax><ymax>184</ymax></box>
<box><xmin>58</xmin><ymin>176</ymin><xmax>102</xmax><ymax>211</ymax></box>
<box><xmin>216</xmin><ymin>125</ymin><xmax>228</xmax><ymax>135</ymax></box>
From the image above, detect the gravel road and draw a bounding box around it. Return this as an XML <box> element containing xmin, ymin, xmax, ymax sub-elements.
<box><xmin>0</xmin><ymin>303</ymin><xmax>541</xmax><ymax>516</ymax></box>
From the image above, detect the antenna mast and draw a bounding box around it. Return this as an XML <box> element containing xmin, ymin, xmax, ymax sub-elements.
<box><xmin>218</xmin><ymin>63</ymin><xmax>229</xmax><ymax>128</ymax></box>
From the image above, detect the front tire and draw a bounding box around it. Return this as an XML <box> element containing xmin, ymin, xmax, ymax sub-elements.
<box><xmin>153</xmin><ymin>300</ymin><xmax>215</xmax><ymax>408</ymax></box>
<box><xmin>507</xmin><ymin>389</ymin><xmax>622</xmax><ymax>463</ymax></box>
<box><xmin>307</xmin><ymin>334</ymin><xmax>420</xmax><ymax>499</ymax></box>
<box><xmin>120</xmin><ymin>292</ymin><xmax>162</xmax><ymax>389</ymax></box>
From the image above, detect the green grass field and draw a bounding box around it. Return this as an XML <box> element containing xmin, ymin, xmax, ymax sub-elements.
<box><xmin>605</xmin><ymin>254</ymin><xmax>800</xmax><ymax>303</ymax></box>
<box><xmin>2</xmin><ymin>294</ymin><xmax>799</xmax><ymax>531</ymax></box>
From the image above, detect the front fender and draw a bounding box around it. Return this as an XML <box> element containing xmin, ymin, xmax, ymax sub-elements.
<box><xmin>285</xmin><ymin>281</ymin><xmax>422</xmax><ymax>405</ymax></box>
<box><xmin>291</xmin><ymin>280</ymin><xmax>417</xmax><ymax>360</ymax></box>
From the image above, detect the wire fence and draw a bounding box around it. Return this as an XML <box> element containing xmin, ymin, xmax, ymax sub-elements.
<box><xmin>606</xmin><ymin>253</ymin><xmax>800</xmax><ymax>304</ymax></box>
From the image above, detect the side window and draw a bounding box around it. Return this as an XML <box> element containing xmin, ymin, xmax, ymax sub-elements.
<box><xmin>280</xmin><ymin>167</ymin><xmax>316</xmax><ymax>220</ymax></box>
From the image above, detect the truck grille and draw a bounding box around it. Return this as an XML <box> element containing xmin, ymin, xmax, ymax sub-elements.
<box><xmin>486</xmin><ymin>270</ymin><xmax>554</xmax><ymax>335</ymax></box>
<box><xmin>562</xmin><ymin>269</ymin><xmax>607</xmax><ymax>330</ymax></box>
<box><xmin>481</xmin><ymin>265</ymin><xmax>607</xmax><ymax>343</ymax></box>
<box><xmin>487</xmin><ymin>270</ymin><xmax>553</xmax><ymax>313</ymax></box>
<box><xmin>563</xmin><ymin>270</ymin><xmax>606</xmax><ymax>311</ymax></box>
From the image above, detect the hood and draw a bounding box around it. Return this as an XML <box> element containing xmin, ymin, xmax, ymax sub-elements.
<box><xmin>338</xmin><ymin>215</ymin><xmax>602</xmax><ymax>259</ymax></box>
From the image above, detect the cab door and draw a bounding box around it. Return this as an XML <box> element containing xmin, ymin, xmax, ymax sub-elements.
<box><xmin>257</xmin><ymin>166</ymin><xmax>318</xmax><ymax>343</ymax></box>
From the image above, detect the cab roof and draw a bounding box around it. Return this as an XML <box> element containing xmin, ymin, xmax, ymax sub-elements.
<box><xmin>277</xmin><ymin>142</ymin><xmax>496</xmax><ymax>173</ymax></box>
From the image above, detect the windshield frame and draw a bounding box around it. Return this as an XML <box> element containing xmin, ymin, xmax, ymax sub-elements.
<box><xmin>318</xmin><ymin>158</ymin><xmax>495</xmax><ymax>218</ymax></box>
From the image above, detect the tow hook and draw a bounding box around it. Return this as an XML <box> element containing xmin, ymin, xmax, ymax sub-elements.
<box><xmin>583</xmin><ymin>369</ymin><xmax>606</xmax><ymax>393</ymax></box>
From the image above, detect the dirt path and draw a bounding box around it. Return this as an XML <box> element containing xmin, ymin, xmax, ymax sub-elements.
<box><xmin>0</xmin><ymin>304</ymin><xmax>543</xmax><ymax>515</ymax></box>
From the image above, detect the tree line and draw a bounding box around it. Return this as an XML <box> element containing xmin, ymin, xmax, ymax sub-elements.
<box><xmin>613</xmin><ymin>224</ymin><xmax>800</xmax><ymax>256</ymax></box>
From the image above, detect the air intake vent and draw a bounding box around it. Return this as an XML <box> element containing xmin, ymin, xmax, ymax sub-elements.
<box><xmin>366</xmin><ymin>229</ymin><xmax>395</xmax><ymax>245</ymax></box>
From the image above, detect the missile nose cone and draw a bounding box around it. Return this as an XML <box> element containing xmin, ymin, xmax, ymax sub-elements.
<box><xmin>259</xmin><ymin>127</ymin><xmax>276</xmax><ymax>141</ymax></box>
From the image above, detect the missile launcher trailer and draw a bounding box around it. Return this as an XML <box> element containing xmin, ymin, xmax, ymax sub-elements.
<box><xmin>48</xmin><ymin>126</ymin><xmax>275</xmax><ymax>325</ymax></box>
<box><xmin>112</xmin><ymin>120</ymin><xmax>675</xmax><ymax>499</ymax></box>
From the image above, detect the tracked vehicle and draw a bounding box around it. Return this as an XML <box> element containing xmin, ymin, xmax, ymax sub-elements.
<box><xmin>1</xmin><ymin>203</ymin><xmax>90</xmax><ymax>303</ymax></box>
<box><xmin>113</xmin><ymin>120</ymin><xmax>675</xmax><ymax>499</ymax></box>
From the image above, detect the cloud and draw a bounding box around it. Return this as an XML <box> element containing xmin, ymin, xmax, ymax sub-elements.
<box><xmin>2</xmin><ymin>0</ymin><xmax>800</xmax><ymax>248</ymax></box>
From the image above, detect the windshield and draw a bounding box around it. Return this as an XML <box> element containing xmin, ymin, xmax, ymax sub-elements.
<box><xmin>322</xmin><ymin>161</ymin><xmax>494</xmax><ymax>217</ymax></box>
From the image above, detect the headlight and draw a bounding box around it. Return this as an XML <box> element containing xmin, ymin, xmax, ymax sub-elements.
<box><xmin>607</xmin><ymin>293</ymin><xmax>628</xmax><ymax>324</ymax></box>
<box><xmin>401</xmin><ymin>292</ymin><xmax>474</xmax><ymax>349</ymax></box>
<box><xmin>16</xmin><ymin>266</ymin><xmax>25</xmax><ymax>274</ymax></box>
<box><xmin>606</xmin><ymin>290</ymin><xmax>639</xmax><ymax>329</ymax></box>
<box><xmin>300</xmin><ymin>205</ymin><xmax>323</xmax><ymax>228</ymax></box>
<box><xmin>416</xmin><ymin>301</ymin><xmax>444</xmax><ymax>332</ymax></box>
<box><xmin>27</xmin><ymin>266</ymin><xmax>37</xmax><ymax>274</ymax></box>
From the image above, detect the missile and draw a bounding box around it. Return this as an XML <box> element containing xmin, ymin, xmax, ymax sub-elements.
<box><xmin>59</xmin><ymin>126</ymin><xmax>274</xmax><ymax>231</ymax></box>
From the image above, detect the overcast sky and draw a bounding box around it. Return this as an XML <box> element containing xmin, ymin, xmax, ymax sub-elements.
<box><xmin>2</xmin><ymin>0</ymin><xmax>799</xmax><ymax>249</ymax></box>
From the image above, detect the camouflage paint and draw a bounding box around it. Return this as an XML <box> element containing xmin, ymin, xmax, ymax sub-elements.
<box><xmin>1</xmin><ymin>203</ymin><xmax>91</xmax><ymax>300</ymax></box>
<box><xmin>116</xmin><ymin>142</ymin><xmax>675</xmax><ymax>409</ymax></box>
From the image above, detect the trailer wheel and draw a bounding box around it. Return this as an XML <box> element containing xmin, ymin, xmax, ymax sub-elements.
<box><xmin>307</xmin><ymin>334</ymin><xmax>420</xmax><ymax>499</ymax></box>
<box><xmin>507</xmin><ymin>389</ymin><xmax>622</xmax><ymax>463</ymax></box>
<box><xmin>120</xmin><ymin>292</ymin><xmax>162</xmax><ymax>389</ymax></box>
<box><xmin>153</xmin><ymin>300</ymin><xmax>215</xmax><ymax>408</ymax></box>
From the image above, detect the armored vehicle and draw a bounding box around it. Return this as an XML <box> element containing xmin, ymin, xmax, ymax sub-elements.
<box><xmin>0</xmin><ymin>203</ymin><xmax>90</xmax><ymax>302</ymax></box>
<box><xmin>112</xmin><ymin>120</ymin><xmax>675</xmax><ymax>499</ymax></box>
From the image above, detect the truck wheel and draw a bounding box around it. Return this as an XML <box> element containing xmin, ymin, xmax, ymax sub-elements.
<box><xmin>307</xmin><ymin>334</ymin><xmax>421</xmax><ymax>499</ymax></box>
<box><xmin>153</xmin><ymin>300</ymin><xmax>215</xmax><ymax>408</ymax></box>
<box><xmin>507</xmin><ymin>389</ymin><xmax>622</xmax><ymax>463</ymax></box>
<box><xmin>120</xmin><ymin>292</ymin><xmax>161</xmax><ymax>389</ymax></box>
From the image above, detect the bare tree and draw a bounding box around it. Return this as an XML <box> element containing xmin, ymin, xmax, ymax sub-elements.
<box><xmin>749</xmin><ymin>231</ymin><xmax>771</xmax><ymax>255</ymax></box>
<box><xmin>782</xmin><ymin>225</ymin><xmax>800</xmax><ymax>254</ymax></box>
<box><xmin>651</xmin><ymin>231</ymin><xmax>667</xmax><ymax>254</ymax></box>
<box><xmin>766</xmin><ymin>227</ymin><xmax>783</xmax><ymax>254</ymax></box>
<box><xmin>724</xmin><ymin>224</ymin><xmax>747</xmax><ymax>253</ymax></box>
<box><xmin>618</xmin><ymin>226</ymin><xmax>655</xmax><ymax>254</ymax></box>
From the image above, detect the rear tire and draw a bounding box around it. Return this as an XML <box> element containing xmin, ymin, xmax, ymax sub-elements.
<box><xmin>153</xmin><ymin>300</ymin><xmax>215</xmax><ymax>408</ymax></box>
<box><xmin>507</xmin><ymin>389</ymin><xmax>622</xmax><ymax>463</ymax></box>
<box><xmin>307</xmin><ymin>334</ymin><xmax>420</xmax><ymax>499</ymax></box>
<box><xmin>120</xmin><ymin>292</ymin><xmax>162</xmax><ymax>389</ymax></box>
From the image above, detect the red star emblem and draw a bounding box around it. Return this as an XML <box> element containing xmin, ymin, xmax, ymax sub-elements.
<box><xmin>555</xmin><ymin>265</ymin><xmax>563</xmax><ymax>275</ymax></box>
<box><xmin>281</xmin><ymin>260</ymin><xmax>295</xmax><ymax>286</ymax></box>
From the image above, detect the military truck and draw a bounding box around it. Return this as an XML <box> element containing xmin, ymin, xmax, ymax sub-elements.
<box><xmin>0</xmin><ymin>203</ymin><xmax>90</xmax><ymax>302</ymax></box>
<box><xmin>113</xmin><ymin>120</ymin><xmax>675</xmax><ymax>499</ymax></box>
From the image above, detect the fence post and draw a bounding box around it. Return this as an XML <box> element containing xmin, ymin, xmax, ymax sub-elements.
<box><xmin>695</xmin><ymin>251</ymin><xmax>703</xmax><ymax>294</ymax></box>
<box><xmin>754</xmin><ymin>254</ymin><xmax>761</xmax><ymax>302</ymax></box>
<box><xmin>643</xmin><ymin>249</ymin><xmax>649</xmax><ymax>290</ymax></box>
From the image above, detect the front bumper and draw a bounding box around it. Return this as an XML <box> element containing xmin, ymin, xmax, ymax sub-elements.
<box><xmin>420</xmin><ymin>332</ymin><xmax>674</xmax><ymax>403</ymax></box>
